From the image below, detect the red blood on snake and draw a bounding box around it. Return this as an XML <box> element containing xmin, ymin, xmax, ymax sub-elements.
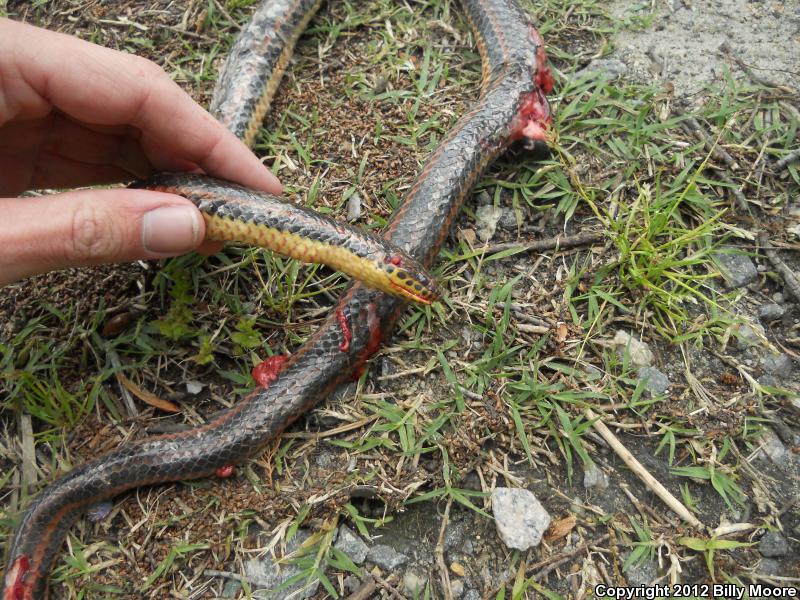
<box><xmin>251</xmin><ymin>355</ymin><xmax>289</xmax><ymax>388</ymax></box>
<box><xmin>350</xmin><ymin>303</ymin><xmax>382</xmax><ymax>381</ymax></box>
<box><xmin>336</xmin><ymin>308</ymin><xmax>352</xmax><ymax>352</ymax></box>
<box><xmin>3</xmin><ymin>555</ymin><xmax>30</xmax><ymax>600</ymax></box>
<box><xmin>215</xmin><ymin>465</ymin><xmax>235</xmax><ymax>478</ymax></box>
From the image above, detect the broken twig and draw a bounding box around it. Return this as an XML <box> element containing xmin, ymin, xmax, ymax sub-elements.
<box><xmin>774</xmin><ymin>149</ymin><xmax>800</xmax><ymax>172</ymax></box>
<box><xmin>484</xmin><ymin>231</ymin><xmax>604</xmax><ymax>255</ymax></box>
<box><xmin>585</xmin><ymin>408</ymin><xmax>704</xmax><ymax>529</ymax></box>
<box><xmin>759</xmin><ymin>232</ymin><xmax>800</xmax><ymax>302</ymax></box>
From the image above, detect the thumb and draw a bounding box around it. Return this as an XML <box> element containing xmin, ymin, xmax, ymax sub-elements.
<box><xmin>1</xmin><ymin>188</ymin><xmax>206</xmax><ymax>286</ymax></box>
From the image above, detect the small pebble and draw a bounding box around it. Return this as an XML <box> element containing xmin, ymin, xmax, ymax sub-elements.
<box><xmin>402</xmin><ymin>572</ymin><xmax>426</xmax><ymax>596</ymax></box>
<box><xmin>611</xmin><ymin>330</ymin><xmax>654</xmax><ymax>367</ymax></box>
<box><xmin>583</xmin><ymin>463</ymin><xmax>610</xmax><ymax>491</ymax></box>
<box><xmin>758</xmin><ymin>303</ymin><xmax>786</xmax><ymax>321</ymax></box>
<box><xmin>346</xmin><ymin>192</ymin><xmax>362</xmax><ymax>222</ymax></box>
<box><xmin>759</xmin><ymin>531</ymin><xmax>789</xmax><ymax>557</ymax></box>
<box><xmin>492</xmin><ymin>487</ymin><xmax>551</xmax><ymax>550</ymax></box>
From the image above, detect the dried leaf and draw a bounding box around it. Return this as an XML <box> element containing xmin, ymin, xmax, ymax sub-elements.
<box><xmin>544</xmin><ymin>514</ymin><xmax>577</xmax><ymax>542</ymax></box>
<box><xmin>116</xmin><ymin>373</ymin><xmax>180</xmax><ymax>413</ymax></box>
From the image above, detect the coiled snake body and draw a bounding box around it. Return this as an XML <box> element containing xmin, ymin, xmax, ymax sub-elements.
<box><xmin>3</xmin><ymin>0</ymin><xmax>553</xmax><ymax>597</ymax></box>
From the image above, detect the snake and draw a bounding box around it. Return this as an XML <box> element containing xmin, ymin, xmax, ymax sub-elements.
<box><xmin>2</xmin><ymin>0</ymin><xmax>553</xmax><ymax>597</ymax></box>
<box><xmin>130</xmin><ymin>173</ymin><xmax>440</xmax><ymax>305</ymax></box>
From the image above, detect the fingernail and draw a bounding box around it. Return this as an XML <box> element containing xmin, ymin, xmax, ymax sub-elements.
<box><xmin>142</xmin><ymin>206</ymin><xmax>202</xmax><ymax>255</ymax></box>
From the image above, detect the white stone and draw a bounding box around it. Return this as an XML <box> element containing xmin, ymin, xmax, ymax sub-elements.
<box><xmin>611</xmin><ymin>330</ymin><xmax>654</xmax><ymax>367</ymax></box>
<box><xmin>491</xmin><ymin>487</ymin><xmax>551</xmax><ymax>550</ymax></box>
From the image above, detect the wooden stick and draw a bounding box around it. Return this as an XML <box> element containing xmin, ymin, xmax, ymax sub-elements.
<box><xmin>773</xmin><ymin>148</ymin><xmax>800</xmax><ymax>172</ymax></box>
<box><xmin>483</xmin><ymin>231</ymin><xmax>604</xmax><ymax>255</ymax></box>
<box><xmin>435</xmin><ymin>497</ymin><xmax>454</xmax><ymax>600</ymax></box>
<box><xmin>345</xmin><ymin>577</ymin><xmax>378</xmax><ymax>600</ymax></box>
<box><xmin>585</xmin><ymin>408</ymin><xmax>704</xmax><ymax>529</ymax></box>
<box><xmin>759</xmin><ymin>232</ymin><xmax>800</xmax><ymax>302</ymax></box>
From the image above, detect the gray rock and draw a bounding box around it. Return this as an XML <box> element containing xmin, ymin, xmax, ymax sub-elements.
<box><xmin>346</xmin><ymin>192</ymin><xmax>362</xmax><ymax>222</ymax></box>
<box><xmin>367</xmin><ymin>544</ymin><xmax>408</xmax><ymax>570</ymax></box>
<box><xmin>444</xmin><ymin>518</ymin><xmax>475</xmax><ymax>556</ymax></box>
<box><xmin>758</xmin><ymin>558</ymin><xmax>782</xmax><ymax>576</ymax></box>
<box><xmin>476</xmin><ymin>191</ymin><xmax>491</xmax><ymax>206</ymax></box>
<box><xmin>637</xmin><ymin>366</ymin><xmax>670</xmax><ymax>397</ymax></box>
<box><xmin>760</xmin><ymin>532</ymin><xmax>789</xmax><ymax>557</ymax></box>
<box><xmin>475</xmin><ymin>205</ymin><xmax>503</xmax><ymax>242</ymax></box>
<box><xmin>736</xmin><ymin>323</ymin><xmax>765</xmax><ymax>350</ymax></box>
<box><xmin>758</xmin><ymin>303</ymin><xmax>786</xmax><ymax>321</ymax></box>
<box><xmin>450</xmin><ymin>578</ymin><xmax>465</xmax><ymax>598</ymax></box>
<box><xmin>623</xmin><ymin>556</ymin><xmax>658</xmax><ymax>586</ymax></box>
<box><xmin>343</xmin><ymin>576</ymin><xmax>361</xmax><ymax>594</ymax></box>
<box><xmin>334</xmin><ymin>526</ymin><xmax>369</xmax><ymax>565</ymax></box>
<box><xmin>379</xmin><ymin>356</ymin><xmax>396</xmax><ymax>383</ymax></box>
<box><xmin>756</xmin><ymin>428</ymin><xmax>788</xmax><ymax>465</ymax></box>
<box><xmin>185</xmin><ymin>380</ymin><xmax>204</xmax><ymax>395</ymax></box>
<box><xmin>758</xmin><ymin>374</ymin><xmax>779</xmax><ymax>388</ymax></box>
<box><xmin>463</xmin><ymin>591</ymin><xmax>481</xmax><ymax>600</ymax></box>
<box><xmin>402</xmin><ymin>571</ymin><xmax>427</xmax><ymax>596</ymax></box>
<box><xmin>583</xmin><ymin>463</ymin><xmax>610</xmax><ymax>491</ymax></box>
<box><xmin>315</xmin><ymin>451</ymin><xmax>333</xmax><ymax>468</ymax></box>
<box><xmin>497</xmin><ymin>208</ymin><xmax>519</xmax><ymax>231</ymax></box>
<box><xmin>762</xmin><ymin>353</ymin><xmax>793</xmax><ymax>377</ymax></box>
<box><xmin>576</xmin><ymin>58</ymin><xmax>628</xmax><ymax>80</ymax></box>
<box><xmin>611</xmin><ymin>330</ymin><xmax>654</xmax><ymax>367</ymax></box>
<box><xmin>715</xmin><ymin>248</ymin><xmax>758</xmax><ymax>288</ymax></box>
<box><xmin>244</xmin><ymin>530</ymin><xmax>319</xmax><ymax>599</ymax></box>
<box><xmin>221</xmin><ymin>578</ymin><xmax>242</xmax><ymax>599</ymax></box>
<box><xmin>491</xmin><ymin>487</ymin><xmax>551</xmax><ymax>550</ymax></box>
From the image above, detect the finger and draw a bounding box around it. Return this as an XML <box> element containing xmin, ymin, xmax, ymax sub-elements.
<box><xmin>0</xmin><ymin>189</ymin><xmax>207</xmax><ymax>286</ymax></box>
<box><xmin>43</xmin><ymin>113</ymin><xmax>153</xmax><ymax>177</ymax></box>
<box><xmin>0</xmin><ymin>112</ymin><xmax>152</xmax><ymax>177</ymax></box>
<box><xmin>2</xmin><ymin>19</ymin><xmax>281</xmax><ymax>194</ymax></box>
<box><xmin>28</xmin><ymin>153</ymin><xmax>140</xmax><ymax>191</ymax></box>
<box><xmin>0</xmin><ymin>150</ymin><xmax>135</xmax><ymax>197</ymax></box>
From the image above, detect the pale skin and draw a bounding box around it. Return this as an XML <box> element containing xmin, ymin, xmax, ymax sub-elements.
<box><xmin>0</xmin><ymin>18</ymin><xmax>282</xmax><ymax>286</ymax></box>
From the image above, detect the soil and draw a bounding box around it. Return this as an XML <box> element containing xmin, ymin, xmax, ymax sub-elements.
<box><xmin>609</xmin><ymin>0</ymin><xmax>800</xmax><ymax>99</ymax></box>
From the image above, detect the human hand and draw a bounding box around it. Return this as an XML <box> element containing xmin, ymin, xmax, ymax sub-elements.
<box><xmin>0</xmin><ymin>18</ymin><xmax>281</xmax><ymax>286</ymax></box>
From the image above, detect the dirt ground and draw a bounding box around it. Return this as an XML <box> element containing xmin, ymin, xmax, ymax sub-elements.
<box><xmin>1</xmin><ymin>0</ymin><xmax>799</xmax><ymax>599</ymax></box>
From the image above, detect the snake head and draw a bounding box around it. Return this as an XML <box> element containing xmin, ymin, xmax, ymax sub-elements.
<box><xmin>382</xmin><ymin>254</ymin><xmax>440</xmax><ymax>305</ymax></box>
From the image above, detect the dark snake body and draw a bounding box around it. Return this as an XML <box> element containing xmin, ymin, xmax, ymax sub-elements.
<box><xmin>3</xmin><ymin>0</ymin><xmax>552</xmax><ymax>597</ymax></box>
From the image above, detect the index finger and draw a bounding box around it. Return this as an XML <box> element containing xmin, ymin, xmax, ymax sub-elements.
<box><xmin>2</xmin><ymin>18</ymin><xmax>280</xmax><ymax>194</ymax></box>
